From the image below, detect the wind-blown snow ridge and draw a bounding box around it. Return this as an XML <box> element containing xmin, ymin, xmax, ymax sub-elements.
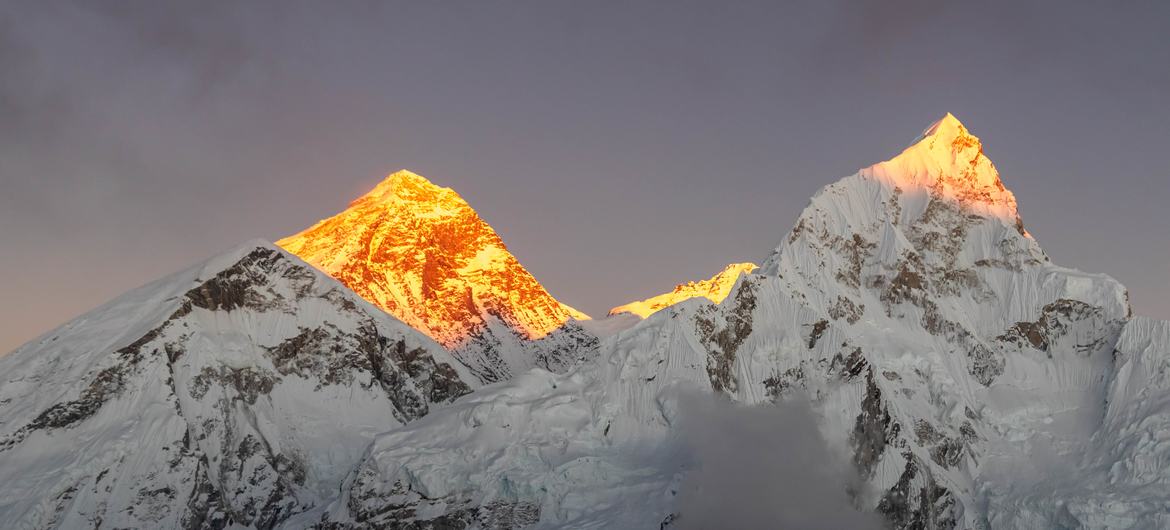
<box><xmin>608</xmin><ymin>262</ymin><xmax>758</xmax><ymax>318</ymax></box>
<box><xmin>278</xmin><ymin>170</ymin><xmax>597</xmax><ymax>383</ymax></box>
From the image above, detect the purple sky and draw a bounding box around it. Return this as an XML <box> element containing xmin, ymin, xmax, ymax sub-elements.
<box><xmin>2</xmin><ymin>1</ymin><xmax>1168</xmax><ymax>354</ymax></box>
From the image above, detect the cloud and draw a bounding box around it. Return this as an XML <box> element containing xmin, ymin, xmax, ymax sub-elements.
<box><xmin>672</xmin><ymin>391</ymin><xmax>883</xmax><ymax>529</ymax></box>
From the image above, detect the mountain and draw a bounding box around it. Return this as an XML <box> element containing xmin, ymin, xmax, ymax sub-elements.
<box><xmin>308</xmin><ymin>114</ymin><xmax>1170</xmax><ymax>529</ymax></box>
<box><xmin>0</xmin><ymin>242</ymin><xmax>477</xmax><ymax>529</ymax></box>
<box><xmin>277</xmin><ymin>170</ymin><xmax>597</xmax><ymax>384</ymax></box>
<box><xmin>5</xmin><ymin>114</ymin><xmax>1168</xmax><ymax>530</ymax></box>
<box><xmin>608</xmin><ymin>262</ymin><xmax>758</xmax><ymax>318</ymax></box>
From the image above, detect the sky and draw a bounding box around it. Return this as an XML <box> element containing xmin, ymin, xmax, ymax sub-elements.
<box><xmin>2</xmin><ymin>0</ymin><xmax>1168</xmax><ymax>354</ymax></box>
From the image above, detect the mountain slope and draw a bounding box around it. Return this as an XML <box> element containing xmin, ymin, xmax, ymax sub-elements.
<box><xmin>608</xmin><ymin>262</ymin><xmax>758</xmax><ymax>318</ymax></box>
<box><xmin>277</xmin><ymin>170</ymin><xmax>597</xmax><ymax>384</ymax></box>
<box><xmin>311</xmin><ymin>114</ymin><xmax>1168</xmax><ymax>529</ymax></box>
<box><xmin>0</xmin><ymin>242</ymin><xmax>476</xmax><ymax>529</ymax></box>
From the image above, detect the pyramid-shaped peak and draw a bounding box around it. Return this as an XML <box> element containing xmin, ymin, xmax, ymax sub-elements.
<box><xmin>277</xmin><ymin>167</ymin><xmax>591</xmax><ymax>365</ymax></box>
<box><xmin>862</xmin><ymin>113</ymin><xmax>1019</xmax><ymax>221</ymax></box>
<box><xmin>912</xmin><ymin>112</ymin><xmax>977</xmax><ymax>146</ymax></box>
<box><xmin>901</xmin><ymin>113</ymin><xmax>990</xmax><ymax>179</ymax></box>
<box><xmin>925</xmin><ymin>112</ymin><xmax>964</xmax><ymax>134</ymax></box>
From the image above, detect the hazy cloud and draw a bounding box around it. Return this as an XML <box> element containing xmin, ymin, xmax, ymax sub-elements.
<box><xmin>673</xmin><ymin>392</ymin><xmax>882</xmax><ymax>529</ymax></box>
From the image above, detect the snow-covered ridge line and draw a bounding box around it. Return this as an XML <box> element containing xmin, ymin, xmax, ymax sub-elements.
<box><xmin>0</xmin><ymin>241</ymin><xmax>479</xmax><ymax>529</ymax></box>
<box><xmin>608</xmin><ymin>262</ymin><xmax>759</xmax><ymax>318</ymax></box>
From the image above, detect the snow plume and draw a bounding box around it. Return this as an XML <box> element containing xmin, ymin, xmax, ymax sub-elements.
<box><xmin>672</xmin><ymin>391</ymin><xmax>882</xmax><ymax>530</ymax></box>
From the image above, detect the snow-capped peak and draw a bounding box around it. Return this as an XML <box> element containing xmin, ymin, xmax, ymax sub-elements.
<box><xmin>914</xmin><ymin>112</ymin><xmax>965</xmax><ymax>143</ymax></box>
<box><xmin>762</xmin><ymin>112</ymin><xmax>1118</xmax><ymax>331</ymax></box>
<box><xmin>354</xmin><ymin>169</ymin><xmax>460</xmax><ymax>209</ymax></box>
<box><xmin>868</xmin><ymin>113</ymin><xmax>1018</xmax><ymax>221</ymax></box>
<box><xmin>277</xmin><ymin>170</ymin><xmax>597</xmax><ymax>383</ymax></box>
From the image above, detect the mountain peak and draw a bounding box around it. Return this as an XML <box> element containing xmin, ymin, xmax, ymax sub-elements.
<box><xmin>911</xmin><ymin>113</ymin><xmax>984</xmax><ymax>163</ymax></box>
<box><xmin>383</xmin><ymin>169</ymin><xmax>437</xmax><ymax>189</ymax></box>
<box><xmin>277</xmin><ymin>170</ymin><xmax>593</xmax><ymax>382</ymax></box>
<box><xmin>356</xmin><ymin>169</ymin><xmax>462</xmax><ymax>208</ymax></box>
<box><xmin>866</xmin><ymin>113</ymin><xmax>1018</xmax><ymax>220</ymax></box>
<box><xmin>762</xmin><ymin>113</ymin><xmax>1043</xmax><ymax>279</ymax></box>
<box><xmin>906</xmin><ymin>112</ymin><xmax>984</xmax><ymax>167</ymax></box>
<box><xmin>917</xmin><ymin>112</ymin><xmax>966</xmax><ymax>141</ymax></box>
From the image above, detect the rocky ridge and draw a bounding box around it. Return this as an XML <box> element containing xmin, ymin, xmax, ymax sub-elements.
<box><xmin>0</xmin><ymin>242</ymin><xmax>476</xmax><ymax>529</ymax></box>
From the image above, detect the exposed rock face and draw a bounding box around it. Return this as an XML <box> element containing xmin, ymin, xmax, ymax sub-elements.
<box><xmin>0</xmin><ymin>242</ymin><xmax>475</xmax><ymax>529</ymax></box>
<box><xmin>695</xmin><ymin>279</ymin><xmax>757</xmax><ymax>395</ymax></box>
<box><xmin>313</xmin><ymin>115</ymin><xmax>1161</xmax><ymax>529</ymax></box>
<box><xmin>278</xmin><ymin>170</ymin><xmax>596</xmax><ymax>383</ymax></box>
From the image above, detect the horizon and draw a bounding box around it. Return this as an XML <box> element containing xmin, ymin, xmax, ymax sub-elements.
<box><xmin>2</xmin><ymin>1</ymin><xmax>1168</xmax><ymax>354</ymax></box>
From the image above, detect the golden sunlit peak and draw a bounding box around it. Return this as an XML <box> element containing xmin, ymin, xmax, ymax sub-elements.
<box><xmin>356</xmin><ymin>169</ymin><xmax>458</xmax><ymax>205</ymax></box>
<box><xmin>277</xmin><ymin>168</ymin><xmax>589</xmax><ymax>349</ymax></box>
<box><xmin>609</xmin><ymin>262</ymin><xmax>758</xmax><ymax>318</ymax></box>
<box><xmin>918</xmin><ymin>112</ymin><xmax>966</xmax><ymax>142</ymax></box>
<box><xmin>905</xmin><ymin>113</ymin><xmax>983</xmax><ymax>160</ymax></box>
<box><xmin>864</xmin><ymin>113</ymin><xmax>1020</xmax><ymax>221</ymax></box>
<box><xmin>384</xmin><ymin>169</ymin><xmax>435</xmax><ymax>187</ymax></box>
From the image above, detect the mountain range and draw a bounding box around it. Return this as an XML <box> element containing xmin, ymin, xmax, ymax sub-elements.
<box><xmin>2</xmin><ymin>114</ymin><xmax>1167</xmax><ymax>529</ymax></box>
